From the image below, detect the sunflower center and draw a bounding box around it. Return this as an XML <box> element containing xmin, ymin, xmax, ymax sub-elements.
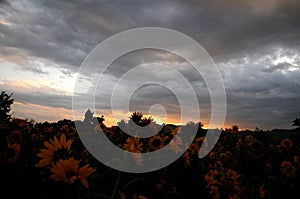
<box><xmin>53</xmin><ymin>148</ymin><xmax>71</xmax><ymax>162</ymax></box>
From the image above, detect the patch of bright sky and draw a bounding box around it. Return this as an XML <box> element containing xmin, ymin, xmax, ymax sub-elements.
<box><xmin>12</xmin><ymin>101</ymin><xmax>74</xmax><ymax>122</ymax></box>
<box><xmin>272</xmin><ymin>49</ymin><xmax>299</xmax><ymax>74</ymax></box>
<box><xmin>0</xmin><ymin>19</ymin><xmax>12</xmax><ymax>26</ymax></box>
<box><xmin>0</xmin><ymin>60</ymin><xmax>78</xmax><ymax>95</ymax></box>
<box><xmin>272</xmin><ymin>48</ymin><xmax>298</xmax><ymax>64</ymax></box>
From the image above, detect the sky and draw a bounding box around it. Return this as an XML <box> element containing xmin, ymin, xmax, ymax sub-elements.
<box><xmin>0</xmin><ymin>0</ymin><xmax>300</xmax><ymax>130</ymax></box>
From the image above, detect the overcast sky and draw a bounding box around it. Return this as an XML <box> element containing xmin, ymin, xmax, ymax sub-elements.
<box><xmin>0</xmin><ymin>0</ymin><xmax>300</xmax><ymax>130</ymax></box>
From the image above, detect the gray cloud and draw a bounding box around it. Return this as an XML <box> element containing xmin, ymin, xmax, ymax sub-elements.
<box><xmin>0</xmin><ymin>0</ymin><xmax>300</xmax><ymax>129</ymax></box>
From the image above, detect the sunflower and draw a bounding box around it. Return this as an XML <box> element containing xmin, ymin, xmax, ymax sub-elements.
<box><xmin>122</xmin><ymin>137</ymin><xmax>143</xmax><ymax>153</ymax></box>
<box><xmin>131</xmin><ymin>153</ymin><xmax>142</xmax><ymax>165</ymax></box>
<box><xmin>279</xmin><ymin>138</ymin><xmax>293</xmax><ymax>150</ymax></box>
<box><xmin>171</xmin><ymin>127</ymin><xmax>180</xmax><ymax>137</ymax></box>
<box><xmin>245</xmin><ymin>135</ymin><xmax>254</xmax><ymax>143</ymax></box>
<box><xmin>226</xmin><ymin>168</ymin><xmax>240</xmax><ymax>183</ymax></box>
<box><xmin>60</xmin><ymin>125</ymin><xmax>69</xmax><ymax>133</ymax></box>
<box><xmin>168</xmin><ymin>135</ymin><xmax>183</xmax><ymax>154</ymax></box>
<box><xmin>147</xmin><ymin>134</ymin><xmax>166</xmax><ymax>151</ymax></box>
<box><xmin>294</xmin><ymin>156</ymin><xmax>300</xmax><ymax>167</ymax></box>
<box><xmin>249</xmin><ymin>140</ymin><xmax>264</xmax><ymax>158</ymax></box>
<box><xmin>182</xmin><ymin>151</ymin><xmax>192</xmax><ymax>166</ymax></box>
<box><xmin>3</xmin><ymin>142</ymin><xmax>21</xmax><ymax>165</ymax></box>
<box><xmin>209</xmin><ymin>185</ymin><xmax>221</xmax><ymax>199</ymax></box>
<box><xmin>10</xmin><ymin>130</ymin><xmax>22</xmax><ymax>143</ymax></box>
<box><xmin>0</xmin><ymin>122</ymin><xmax>8</xmax><ymax>129</ymax></box>
<box><xmin>118</xmin><ymin>191</ymin><xmax>148</xmax><ymax>199</ymax></box>
<box><xmin>258</xmin><ymin>183</ymin><xmax>268</xmax><ymax>198</ymax></box>
<box><xmin>220</xmin><ymin>151</ymin><xmax>231</xmax><ymax>162</ymax></box>
<box><xmin>205</xmin><ymin>170</ymin><xmax>220</xmax><ymax>187</ymax></box>
<box><xmin>50</xmin><ymin>157</ymin><xmax>96</xmax><ymax>189</ymax></box>
<box><xmin>209</xmin><ymin>151</ymin><xmax>217</xmax><ymax>160</ymax></box>
<box><xmin>36</xmin><ymin>133</ymin><xmax>73</xmax><ymax>167</ymax></box>
<box><xmin>281</xmin><ymin>161</ymin><xmax>297</xmax><ymax>179</ymax></box>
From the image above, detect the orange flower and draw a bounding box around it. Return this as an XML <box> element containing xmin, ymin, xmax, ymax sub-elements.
<box><xmin>245</xmin><ymin>135</ymin><xmax>254</xmax><ymax>143</ymax></box>
<box><xmin>0</xmin><ymin>122</ymin><xmax>8</xmax><ymax>129</ymax></box>
<box><xmin>123</xmin><ymin>137</ymin><xmax>143</xmax><ymax>153</ymax></box>
<box><xmin>3</xmin><ymin>143</ymin><xmax>21</xmax><ymax>165</ymax></box>
<box><xmin>118</xmin><ymin>192</ymin><xmax>148</xmax><ymax>199</ymax></box>
<box><xmin>60</xmin><ymin>125</ymin><xmax>68</xmax><ymax>133</ymax></box>
<box><xmin>294</xmin><ymin>156</ymin><xmax>300</xmax><ymax>164</ymax></box>
<box><xmin>280</xmin><ymin>138</ymin><xmax>293</xmax><ymax>150</ymax></box>
<box><xmin>10</xmin><ymin>130</ymin><xmax>22</xmax><ymax>143</ymax></box>
<box><xmin>228</xmin><ymin>194</ymin><xmax>239</xmax><ymax>199</ymax></box>
<box><xmin>50</xmin><ymin>157</ymin><xmax>96</xmax><ymax>189</ymax></box>
<box><xmin>171</xmin><ymin>127</ymin><xmax>180</xmax><ymax>137</ymax></box>
<box><xmin>189</xmin><ymin>142</ymin><xmax>201</xmax><ymax>154</ymax></box>
<box><xmin>168</xmin><ymin>135</ymin><xmax>183</xmax><ymax>154</ymax></box>
<box><xmin>209</xmin><ymin>151</ymin><xmax>216</xmax><ymax>159</ymax></box>
<box><xmin>226</xmin><ymin>168</ymin><xmax>240</xmax><ymax>183</ymax></box>
<box><xmin>131</xmin><ymin>153</ymin><xmax>142</xmax><ymax>165</ymax></box>
<box><xmin>182</xmin><ymin>151</ymin><xmax>192</xmax><ymax>166</ymax></box>
<box><xmin>209</xmin><ymin>185</ymin><xmax>221</xmax><ymax>199</ymax></box>
<box><xmin>147</xmin><ymin>134</ymin><xmax>166</xmax><ymax>151</ymax></box>
<box><xmin>156</xmin><ymin>172</ymin><xmax>167</xmax><ymax>191</ymax></box>
<box><xmin>281</xmin><ymin>161</ymin><xmax>296</xmax><ymax>179</ymax></box>
<box><xmin>205</xmin><ymin>170</ymin><xmax>220</xmax><ymax>187</ymax></box>
<box><xmin>13</xmin><ymin>118</ymin><xmax>27</xmax><ymax>127</ymax></box>
<box><xmin>36</xmin><ymin>133</ymin><xmax>73</xmax><ymax>167</ymax></box>
<box><xmin>259</xmin><ymin>183</ymin><xmax>268</xmax><ymax>198</ymax></box>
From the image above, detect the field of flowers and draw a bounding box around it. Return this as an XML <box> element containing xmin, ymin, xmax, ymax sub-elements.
<box><xmin>1</xmin><ymin>110</ymin><xmax>300</xmax><ymax>199</ymax></box>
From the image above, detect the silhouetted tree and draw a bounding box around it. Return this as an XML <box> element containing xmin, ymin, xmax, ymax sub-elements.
<box><xmin>96</xmin><ymin>115</ymin><xmax>105</xmax><ymax>124</ymax></box>
<box><xmin>224</xmin><ymin>124</ymin><xmax>239</xmax><ymax>133</ymax></box>
<box><xmin>140</xmin><ymin>116</ymin><xmax>153</xmax><ymax>126</ymax></box>
<box><xmin>83</xmin><ymin>109</ymin><xmax>105</xmax><ymax>126</ymax></box>
<box><xmin>254</xmin><ymin>126</ymin><xmax>263</xmax><ymax>132</ymax></box>
<box><xmin>232</xmin><ymin>124</ymin><xmax>239</xmax><ymax>132</ymax></box>
<box><xmin>117</xmin><ymin>119</ymin><xmax>127</xmax><ymax>129</ymax></box>
<box><xmin>129</xmin><ymin>111</ymin><xmax>152</xmax><ymax>126</ymax></box>
<box><xmin>83</xmin><ymin>109</ymin><xmax>94</xmax><ymax>124</ymax></box>
<box><xmin>129</xmin><ymin>111</ymin><xmax>143</xmax><ymax>125</ymax></box>
<box><xmin>0</xmin><ymin>91</ymin><xmax>14</xmax><ymax>121</ymax></box>
<box><xmin>293</xmin><ymin>117</ymin><xmax>300</xmax><ymax>128</ymax></box>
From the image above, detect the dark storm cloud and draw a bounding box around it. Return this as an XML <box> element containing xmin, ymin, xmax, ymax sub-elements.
<box><xmin>226</xmin><ymin>95</ymin><xmax>300</xmax><ymax>130</ymax></box>
<box><xmin>147</xmin><ymin>0</ymin><xmax>300</xmax><ymax>62</ymax></box>
<box><xmin>220</xmin><ymin>47</ymin><xmax>300</xmax><ymax>129</ymax></box>
<box><xmin>1</xmin><ymin>0</ymin><xmax>300</xmax><ymax>64</ymax></box>
<box><xmin>0</xmin><ymin>1</ymin><xmax>90</xmax><ymax>68</ymax></box>
<box><xmin>1</xmin><ymin>0</ymin><xmax>300</xmax><ymax>129</ymax></box>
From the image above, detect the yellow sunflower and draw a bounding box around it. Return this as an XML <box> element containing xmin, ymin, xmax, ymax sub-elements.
<box><xmin>10</xmin><ymin>130</ymin><xmax>22</xmax><ymax>143</ymax></box>
<box><xmin>36</xmin><ymin>133</ymin><xmax>73</xmax><ymax>167</ymax></box>
<box><xmin>209</xmin><ymin>185</ymin><xmax>221</xmax><ymax>199</ymax></box>
<box><xmin>147</xmin><ymin>134</ymin><xmax>166</xmax><ymax>151</ymax></box>
<box><xmin>3</xmin><ymin>142</ymin><xmax>21</xmax><ymax>165</ymax></box>
<box><xmin>281</xmin><ymin>161</ymin><xmax>297</xmax><ymax>179</ymax></box>
<box><xmin>245</xmin><ymin>135</ymin><xmax>254</xmax><ymax>143</ymax></box>
<box><xmin>123</xmin><ymin>137</ymin><xmax>143</xmax><ymax>153</ymax></box>
<box><xmin>205</xmin><ymin>170</ymin><xmax>220</xmax><ymax>188</ymax></box>
<box><xmin>50</xmin><ymin>157</ymin><xmax>96</xmax><ymax>189</ymax></box>
<box><xmin>168</xmin><ymin>135</ymin><xmax>183</xmax><ymax>154</ymax></box>
<box><xmin>189</xmin><ymin>142</ymin><xmax>201</xmax><ymax>154</ymax></box>
<box><xmin>171</xmin><ymin>127</ymin><xmax>180</xmax><ymax>137</ymax></box>
<box><xmin>226</xmin><ymin>168</ymin><xmax>240</xmax><ymax>183</ymax></box>
<box><xmin>279</xmin><ymin>138</ymin><xmax>293</xmax><ymax>150</ymax></box>
<box><xmin>182</xmin><ymin>151</ymin><xmax>192</xmax><ymax>166</ymax></box>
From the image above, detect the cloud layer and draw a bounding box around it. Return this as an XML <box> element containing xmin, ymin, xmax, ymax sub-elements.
<box><xmin>0</xmin><ymin>0</ymin><xmax>300</xmax><ymax>130</ymax></box>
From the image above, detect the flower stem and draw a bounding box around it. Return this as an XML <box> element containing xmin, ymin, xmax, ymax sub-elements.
<box><xmin>111</xmin><ymin>171</ymin><xmax>121</xmax><ymax>199</ymax></box>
